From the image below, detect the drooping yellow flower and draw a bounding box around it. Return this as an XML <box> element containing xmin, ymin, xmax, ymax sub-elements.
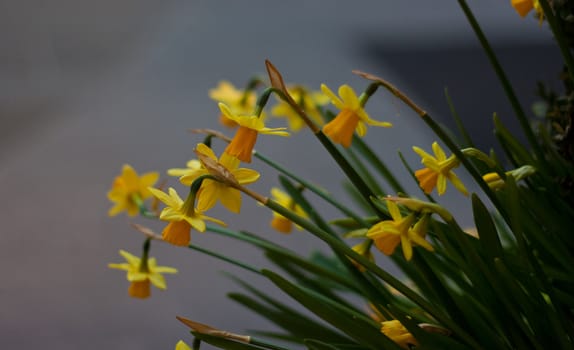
<box><xmin>179</xmin><ymin>143</ymin><xmax>260</xmax><ymax>213</ymax></box>
<box><xmin>366</xmin><ymin>201</ymin><xmax>433</xmax><ymax>261</ymax></box>
<box><xmin>321</xmin><ymin>84</ymin><xmax>392</xmax><ymax>148</ymax></box>
<box><xmin>108</xmin><ymin>249</ymin><xmax>177</xmax><ymax>299</ymax></box>
<box><xmin>175</xmin><ymin>340</ymin><xmax>192</xmax><ymax>350</ymax></box>
<box><xmin>269</xmin><ymin>187</ymin><xmax>307</xmax><ymax>234</ymax></box>
<box><xmin>413</xmin><ymin>142</ymin><xmax>468</xmax><ymax>196</ymax></box>
<box><xmin>511</xmin><ymin>0</ymin><xmax>542</xmax><ymax>19</ymax></box>
<box><xmin>107</xmin><ymin>164</ymin><xmax>159</xmax><ymax>217</ymax></box>
<box><xmin>271</xmin><ymin>86</ymin><xmax>328</xmax><ymax>131</ymax></box>
<box><xmin>148</xmin><ymin>187</ymin><xmax>225</xmax><ymax>246</ymax></box>
<box><xmin>381</xmin><ymin>320</ymin><xmax>418</xmax><ymax>349</ymax></box>
<box><xmin>219</xmin><ymin>103</ymin><xmax>289</xmax><ymax>163</ymax></box>
<box><xmin>209</xmin><ymin>81</ymin><xmax>258</xmax><ymax>128</ymax></box>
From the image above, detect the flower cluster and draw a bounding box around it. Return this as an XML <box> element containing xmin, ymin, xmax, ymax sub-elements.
<box><xmin>105</xmin><ymin>5</ymin><xmax>570</xmax><ymax>347</ymax></box>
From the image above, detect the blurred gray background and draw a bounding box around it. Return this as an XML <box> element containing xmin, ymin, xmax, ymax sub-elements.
<box><xmin>0</xmin><ymin>1</ymin><xmax>557</xmax><ymax>349</ymax></box>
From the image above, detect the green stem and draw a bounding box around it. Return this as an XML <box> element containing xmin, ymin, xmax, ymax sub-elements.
<box><xmin>352</xmin><ymin>135</ymin><xmax>406</xmax><ymax>194</ymax></box>
<box><xmin>254</xmin><ymin>151</ymin><xmax>369</xmax><ymax>227</ymax></box>
<box><xmin>254</xmin><ymin>87</ymin><xmax>279</xmax><ymax>117</ymax></box>
<box><xmin>249</xmin><ymin>338</ymin><xmax>291</xmax><ymax>350</ymax></box>
<box><xmin>206</xmin><ymin>225</ymin><xmax>358</xmax><ymax>290</ymax></box>
<box><xmin>187</xmin><ymin>243</ymin><xmax>262</xmax><ymax>275</ymax></box>
<box><xmin>457</xmin><ymin>0</ymin><xmax>546</xmax><ymax>164</ymax></box>
<box><xmin>139</xmin><ymin>238</ymin><xmax>151</xmax><ymax>273</ymax></box>
<box><xmin>316</xmin><ymin>131</ymin><xmax>386</xmax><ymax>218</ymax></box>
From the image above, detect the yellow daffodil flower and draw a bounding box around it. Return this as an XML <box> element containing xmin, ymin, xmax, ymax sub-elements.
<box><xmin>321</xmin><ymin>84</ymin><xmax>392</xmax><ymax>148</ymax></box>
<box><xmin>175</xmin><ymin>340</ymin><xmax>192</xmax><ymax>350</ymax></box>
<box><xmin>271</xmin><ymin>86</ymin><xmax>328</xmax><ymax>131</ymax></box>
<box><xmin>219</xmin><ymin>103</ymin><xmax>289</xmax><ymax>163</ymax></box>
<box><xmin>269</xmin><ymin>187</ymin><xmax>307</xmax><ymax>234</ymax></box>
<box><xmin>511</xmin><ymin>0</ymin><xmax>542</xmax><ymax>18</ymax></box>
<box><xmin>107</xmin><ymin>164</ymin><xmax>159</xmax><ymax>217</ymax></box>
<box><xmin>413</xmin><ymin>142</ymin><xmax>468</xmax><ymax>196</ymax></box>
<box><xmin>180</xmin><ymin>143</ymin><xmax>260</xmax><ymax>213</ymax></box>
<box><xmin>108</xmin><ymin>249</ymin><xmax>177</xmax><ymax>299</ymax></box>
<box><xmin>148</xmin><ymin>187</ymin><xmax>225</xmax><ymax>246</ymax></box>
<box><xmin>381</xmin><ymin>320</ymin><xmax>418</xmax><ymax>349</ymax></box>
<box><xmin>367</xmin><ymin>201</ymin><xmax>433</xmax><ymax>261</ymax></box>
<box><xmin>209</xmin><ymin>81</ymin><xmax>258</xmax><ymax>128</ymax></box>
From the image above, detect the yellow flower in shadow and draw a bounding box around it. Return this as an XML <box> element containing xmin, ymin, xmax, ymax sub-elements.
<box><xmin>366</xmin><ymin>201</ymin><xmax>433</xmax><ymax>261</ymax></box>
<box><xmin>511</xmin><ymin>0</ymin><xmax>542</xmax><ymax>19</ymax></box>
<box><xmin>321</xmin><ymin>84</ymin><xmax>392</xmax><ymax>148</ymax></box>
<box><xmin>269</xmin><ymin>187</ymin><xmax>307</xmax><ymax>234</ymax></box>
<box><xmin>108</xmin><ymin>249</ymin><xmax>177</xmax><ymax>299</ymax></box>
<box><xmin>107</xmin><ymin>164</ymin><xmax>159</xmax><ymax>217</ymax></box>
<box><xmin>148</xmin><ymin>187</ymin><xmax>225</xmax><ymax>246</ymax></box>
<box><xmin>413</xmin><ymin>142</ymin><xmax>468</xmax><ymax>196</ymax></box>
<box><xmin>381</xmin><ymin>320</ymin><xmax>418</xmax><ymax>349</ymax></box>
<box><xmin>219</xmin><ymin>103</ymin><xmax>289</xmax><ymax>162</ymax></box>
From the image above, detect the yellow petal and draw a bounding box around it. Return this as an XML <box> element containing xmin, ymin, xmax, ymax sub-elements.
<box><xmin>121</xmin><ymin>164</ymin><xmax>139</xmax><ymax>188</ymax></box>
<box><xmin>387</xmin><ymin>200</ymin><xmax>402</xmax><ymax>222</ymax></box>
<box><xmin>219</xmin><ymin>188</ymin><xmax>242</xmax><ymax>213</ymax></box>
<box><xmin>196</xmin><ymin>182</ymin><xmax>219</xmax><ymax>212</ymax></box>
<box><xmin>320</xmin><ymin>84</ymin><xmax>345</xmax><ymax>110</ymax></box>
<box><xmin>401</xmin><ymin>235</ymin><xmax>413</xmax><ymax>261</ymax></box>
<box><xmin>233</xmin><ymin>168</ymin><xmax>260</xmax><ymax>184</ymax></box>
<box><xmin>148</xmin><ymin>272</ymin><xmax>167</xmax><ymax>290</ymax></box>
<box><xmin>437</xmin><ymin>175</ymin><xmax>448</xmax><ymax>195</ymax></box>
<box><xmin>219</xmin><ymin>152</ymin><xmax>240</xmax><ymax>170</ymax></box>
<box><xmin>108</xmin><ymin>203</ymin><xmax>125</xmax><ymax>217</ymax></box>
<box><xmin>148</xmin><ymin>187</ymin><xmax>174</xmax><ymax>207</ymax></box>
<box><xmin>196</xmin><ymin>143</ymin><xmax>217</xmax><ymax>161</ymax></box>
<box><xmin>108</xmin><ymin>263</ymin><xmax>130</xmax><ymax>271</ymax></box>
<box><xmin>356</xmin><ymin>120</ymin><xmax>367</xmax><ymax>137</ymax></box>
<box><xmin>119</xmin><ymin>250</ymin><xmax>140</xmax><ymax>266</ymax></box>
<box><xmin>258</xmin><ymin>127</ymin><xmax>290</xmax><ymax>136</ymax></box>
<box><xmin>448</xmin><ymin>172</ymin><xmax>469</xmax><ymax>196</ymax></box>
<box><xmin>186</xmin><ymin>216</ymin><xmax>207</xmax><ymax>232</ymax></box>
<box><xmin>338</xmin><ymin>84</ymin><xmax>360</xmax><ymax>109</ymax></box>
<box><xmin>176</xmin><ymin>340</ymin><xmax>193</xmax><ymax>350</ymax></box>
<box><xmin>409</xmin><ymin>231</ymin><xmax>434</xmax><ymax>252</ymax></box>
<box><xmin>140</xmin><ymin>172</ymin><xmax>160</xmax><ymax>188</ymax></box>
<box><xmin>412</xmin><ymin>146</ymin><xmax>434</xmax><ymax>161</ymax></box>
<box><xmin>154</xmin><ymin>266</ymin><xmax>178</xmax><ymax>274</ymax></box>
<box><xmin>432</xmin><ymin>142</ymin><xmax>446</xmax><ymax>161</ymax></box>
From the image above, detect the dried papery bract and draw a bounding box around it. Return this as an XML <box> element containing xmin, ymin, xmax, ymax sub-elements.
<box><xmin>176</xmin><ymin>316</ymin><xmax>251</xmax><ymax>343</ymax></box>
<box><xmin>265</xmin><ymin>59</ymin><xmax>320</xmax><ymax>133</ymax></box>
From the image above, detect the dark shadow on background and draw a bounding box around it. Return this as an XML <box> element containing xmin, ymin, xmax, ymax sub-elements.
<box><xmin>360</xmin><ymin>41</ymin><xmax>561</xmax><ymax>160</ymax></box>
